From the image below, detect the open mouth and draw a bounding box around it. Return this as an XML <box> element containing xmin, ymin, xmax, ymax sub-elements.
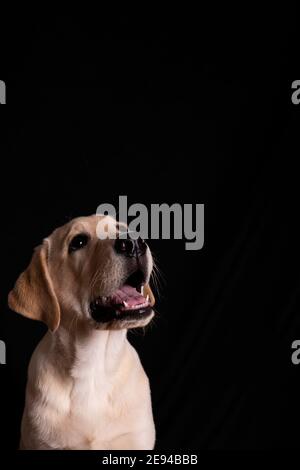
<box><xmin>90</xmin><ymin>270</ymin><xmax>155</xmax><ymax>324</ymax></box>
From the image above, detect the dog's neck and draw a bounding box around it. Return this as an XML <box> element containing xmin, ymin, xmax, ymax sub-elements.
<box><xmin>52</xmin><ymin>324</ymin><xmax>129</xmax><ymax>379</ymax></box>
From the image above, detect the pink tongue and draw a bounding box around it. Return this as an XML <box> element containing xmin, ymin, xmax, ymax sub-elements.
<box><xmin>110</xmin><ymin>285</ymin><xmax>145</xmax><ymax>308</ymax></box>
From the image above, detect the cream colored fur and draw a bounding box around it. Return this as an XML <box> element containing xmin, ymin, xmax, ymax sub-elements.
<box><xmin>8</xmin><ymin>215</ymin><xmax>156</xmax><ymax>450</ymax></box>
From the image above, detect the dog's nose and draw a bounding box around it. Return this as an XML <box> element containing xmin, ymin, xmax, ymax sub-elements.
<box><xmin>114</xmin><ymin>236</ymin><xmax>147</xmax><ymax>258</ymax></box>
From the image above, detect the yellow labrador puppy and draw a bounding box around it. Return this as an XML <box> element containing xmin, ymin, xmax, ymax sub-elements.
<box><xmin>8</xmin><ymin>215</ymin><xmax>156</xmax><ymax>450</ymax></box>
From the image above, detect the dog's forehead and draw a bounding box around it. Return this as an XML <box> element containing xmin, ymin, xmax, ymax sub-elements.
<box><xmin>49</xmin><ymin>215</ymin><xmax>118</xmax><ymax>242</ymax></box>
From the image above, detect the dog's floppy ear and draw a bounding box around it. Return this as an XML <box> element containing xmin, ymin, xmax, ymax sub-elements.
<box><xmin>8</xmin><ymin>240</ymin><xmax>60</xmax><ymax>332</ymax></box>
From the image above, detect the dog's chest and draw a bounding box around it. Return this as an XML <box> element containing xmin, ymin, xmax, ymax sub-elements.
<box><xmin>25</xmin><ymin>336</ymin><xmax>153</xmax><ymax>449</ymax></box>
<box><xmin>71</xmin><ymin>375</ymin><xmax>125</xmax><ymax>422</ymax></box>
<box><xmin>56</xmin><ymin>373</ymin><xmax>134</xmax><ymax>448</ymax></box>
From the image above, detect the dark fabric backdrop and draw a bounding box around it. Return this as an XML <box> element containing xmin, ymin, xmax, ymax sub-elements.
<box><xmin>0</xmin><ymin>10</ymin><xmax>299</xmax><ymax>453</ymax></box>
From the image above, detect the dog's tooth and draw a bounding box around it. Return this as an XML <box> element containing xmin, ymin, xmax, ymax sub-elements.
<box><xmin>146</xmin><ymin>295</ymin><xmax>149</xmax><ymax>302</ymax></box>
<box><xmin>123</xmin><ymin>301</ymin><xmax>129</xmax><ymax>308</ymax></box>
<box><xmin>141</xmin><ymin>286</ymin><xmax>144</xmax><ymax>296</ymax></box>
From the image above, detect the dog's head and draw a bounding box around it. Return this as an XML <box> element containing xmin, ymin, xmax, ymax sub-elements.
<box><xmin>8</xmin><ymin>215</ymin><xmax>155</xmax><ymax>332</ymax></box>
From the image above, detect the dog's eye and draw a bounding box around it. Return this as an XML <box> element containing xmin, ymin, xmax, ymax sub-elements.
<box><xmin>68</xmin><ymin>233</ymin><xmax>90</xmax><ymax>253</ymax></box>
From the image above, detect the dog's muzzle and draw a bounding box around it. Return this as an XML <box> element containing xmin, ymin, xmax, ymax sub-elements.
<box><xmin>90</xmin><ymin>236</ymin><xmax>155</xmax><ymax>324</ymax></box>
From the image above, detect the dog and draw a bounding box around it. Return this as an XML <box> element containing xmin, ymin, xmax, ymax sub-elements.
<box><xmin>8</xmin><ymin>215</ymin><xmax>156</xmax><ymax>450</ymax></box>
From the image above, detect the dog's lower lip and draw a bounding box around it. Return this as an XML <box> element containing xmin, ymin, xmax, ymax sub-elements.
<box><xmin>90</xmin><ymin>302</ymin><xmax>153</xmax><ymax>323</ymax></box>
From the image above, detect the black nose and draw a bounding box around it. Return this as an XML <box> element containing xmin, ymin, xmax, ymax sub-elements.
<box><xmin>114</xmin><ymin>236</ymin><xmax>147</xmax><ymax>258</ymax></box>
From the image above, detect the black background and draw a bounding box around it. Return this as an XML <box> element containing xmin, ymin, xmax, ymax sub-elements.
<box><xmin>0</xmin><ymin>9</ymin><xmax>300</xmax><ymax>453</ymax></box>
